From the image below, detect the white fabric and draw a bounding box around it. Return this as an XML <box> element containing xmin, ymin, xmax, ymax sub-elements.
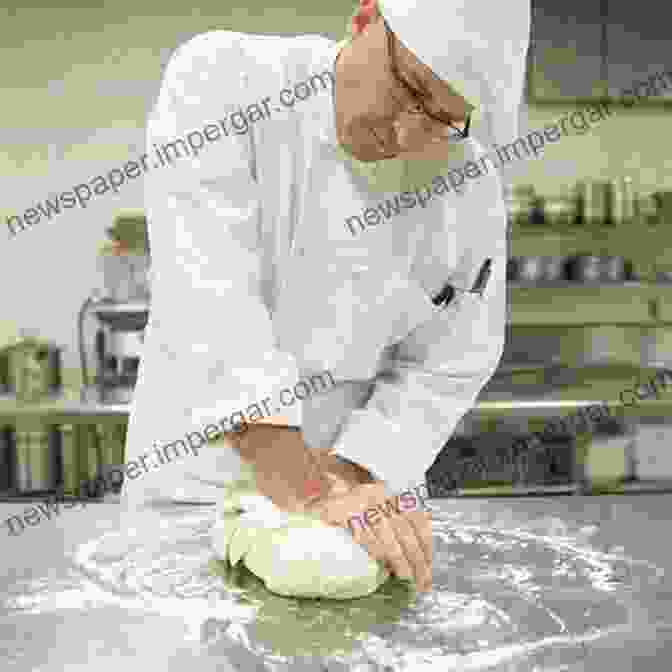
<box><xmin>124</xmin><ymin>29</ymin><xmax>507</xmax><ymax>507</ymax></box>
<box><xmin>378</xmin><ymin>0</ymin><xmax>531</xmax><ymax>158</ymax></box>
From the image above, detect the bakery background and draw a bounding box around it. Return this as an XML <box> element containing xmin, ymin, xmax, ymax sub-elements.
<box><xmin>1</xmin><ymin>0</ymin><xmax>672</xmax><ymax>502</ymax></box>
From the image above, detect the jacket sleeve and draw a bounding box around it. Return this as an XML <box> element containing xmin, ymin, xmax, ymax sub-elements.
<box><xmin>329</xmin><ymin>176</ymin><xmax>508</xmax><ymax>495</ymax></box>
<box><xmin>140</xmin><ymin>32</ymin><xmax>299</xmax><ymax>442</ymax></box>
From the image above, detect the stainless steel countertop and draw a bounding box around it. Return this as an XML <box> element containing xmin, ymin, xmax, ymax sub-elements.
<box><xmin>2</xmin><ymin>496</ymin><xmax>672</xmax><ymax>671</ymax></box>
<box><xmin>2</xmin><ymin>389</ymin><xmax>671</xmax><ymax>424</ymax></box>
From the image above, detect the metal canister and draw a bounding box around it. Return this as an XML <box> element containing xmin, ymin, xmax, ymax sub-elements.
<box><xmin>0</xmin><ymin>353</ymin><xmax>9</xmax><ymax>394</ymax></box>
<box><xmin>653</xmin><ymin>191</ymin><xmax>672</xmax><ymax>224</ymax></box>
<box><xmin>506</xmin><ymin>186</ymin><xmax>538</xmax><ymax>227</ymax></box>
<box><xmin>0</xmin><ymin>427</ymin><xmax>10</xmax><ymax>492</ymax></box>
<box><xmin>77</xmin><ymin>424</ymin><xmax>102</xmax><ymax>498</ymax></box>
<box><xmin>11</xmin><ymin>425</ymin><xmax>57</xmax><ymax>493</ymax></box>
<box><xmin>12</xmin><ymin>428</ymin><xmax>31</xmax><ymax>493</ymax></box>
<box><xmin>568</xmin><ymin>255</ymin><xmax>632</xmax><ymax>282</ymax></box>
<box><xmin>637</xmin><ymin>193</ymin><xmax>660</xmax><ymax>226</ymax></box>
<box><xmin>98</xmin><ymin>423</ymin><xmax>127</xmax><ymax>494</ymax></box>
<box><xmin>576</xmin><ymin>180</ymin><xmax>611</xmax><ymax>226</ymax></box>
<box><xmin>540</xmin><ymin>196</ymin><xmax>576</xmax><ymax>226</ymax></box>
<box><xmin>568</xmin><ymin>255</ymin><xmax>605</xmax><ymax>282</ymax></box>
<box><xmin>59</xmin><ymin>424</ymin><xmax>79</xmax><ymax>497</ymax></box>
<box><xmin>542</xmin><ymin>256</ymin><xmax>570</xmax><ymax>281</ymax></box>
<box><xmin>6</xmin><ymin>341</ymin><xmax>61</xmax><ymax>402</ymax></box>
<box><xmin>25</xmin><ymin>428</ymin><xmax>57</xmax><ymax>492</ymax></box>
<box><xmin>610</xmin><ymin>177</ymin><xmax>638</xmax><ymax>226</ymax></box>
<box><xmin>602</xmin><ymin>256</ymin><xmax>632</xmax><ymax>282</ymax></box>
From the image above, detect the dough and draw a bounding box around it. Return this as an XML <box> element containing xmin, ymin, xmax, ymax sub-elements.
<box><xmin>210</xmin><ymin>466</ymin><xmax>390</xmax><ymax>600</ymax></box>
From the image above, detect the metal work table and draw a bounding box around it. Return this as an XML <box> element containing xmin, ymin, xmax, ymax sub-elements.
<box><xmin>2</xmin><ymin>385</ymin><xmax>671</xmax><ymax>425</ymax></box>
<box><xmin>2</xmin><ymin>496</ymin><xmax>672</xmax><ymax>671</ymax></box>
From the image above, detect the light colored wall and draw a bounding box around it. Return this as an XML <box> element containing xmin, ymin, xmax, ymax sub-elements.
<box><xmin>1</xmin><ymin>1</ymin><xmax>670</xmax><ymax>381</ymax></box>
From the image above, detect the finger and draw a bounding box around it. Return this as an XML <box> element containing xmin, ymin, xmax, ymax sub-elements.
<box><xmin>386</xmin><ymin>513</ymin><xmax>432</xmax><ymax>590</ymax></box>
<box><xmin>349</xmin><ymin>515</ymin><xmax>388</xmax><ymax>564</ymax></box>
<box><xmin>400</xmin><ymin>511</ymin><xmax>434</xmax><ymax>591</ymax></box>
<box><xmin>404</xmin><ymin>509</ymin><xmax>434</xmax><ymax>568</ymax></box>
<box><xmin>367</xmin><ymin>514</ymin><xmax>416</xmax><ymax>583</ymax></box>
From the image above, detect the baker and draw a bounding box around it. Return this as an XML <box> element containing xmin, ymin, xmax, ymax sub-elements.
<box><xmin>123</xmin><ymin>0</ymin><xmax>530</xmax><ymax>594</ymax></box>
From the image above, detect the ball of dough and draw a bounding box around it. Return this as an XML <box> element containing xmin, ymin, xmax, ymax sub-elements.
<box><xmin>211</xmin><ymin>485</ymin><xmax>390</xmax><ymax>600</ymax></box>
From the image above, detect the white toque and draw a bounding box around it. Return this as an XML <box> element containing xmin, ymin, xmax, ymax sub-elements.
<box><xmin>377</xmin><ymin>0</ymin><xmax>531</xmax><ymax>151</ymax></box>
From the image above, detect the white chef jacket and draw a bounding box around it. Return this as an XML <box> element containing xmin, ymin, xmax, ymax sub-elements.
<box><xmin>122</xmin><ymin>30</ymin><xmax>507</xmax><ymax>508</ymax></box>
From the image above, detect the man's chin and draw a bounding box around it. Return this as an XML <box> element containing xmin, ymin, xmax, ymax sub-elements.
<box><xmin>347</xmin><ymin>147</ymin><xmax>399</xmax><ymax>163</ymax></box>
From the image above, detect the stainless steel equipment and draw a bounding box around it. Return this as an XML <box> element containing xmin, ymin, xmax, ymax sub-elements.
<box><xmin>539</xmin><ymin>195</ymin><xmax>576</xmax><ymax>226</ymax></box>
<box><xmin>576</xmin><ymin>180</ymin><xmax>611</xmax><ymax>226</ymax></box>
<box><xmin>567</xmin><ymin>255</ymin><xmax>633</xmax><ymax>282</ymax></box>
<box><xmin>10</xmin><ymin>426</ymin><xmax>59</xmax><ymax>493</ymax></box>
<box><xmin>653</xmin><ymin>190</ymin><xmax>672</xmax><ymax>223</ymax></box>
<box><xmin>99</xmin><ymin>252</ymin><xmax>150</xmax><ymax>303</ymax></box>
<box><xmin>508</xmin><ymin>256</ymin><xmax>570</xmax><ymax>283</ymax></box>
<box><xmin>0</xmin><ymin>427</ymin><xmax>10</xmax><ymax>492</ymax></box>
<box><xmin>78</xmin><ymin>297</ymin><xmax>148</xmax><ymax>404</ymax></box>
<box><xmin>2</xmin><ymin>338</ymin><xmax>61</xmax><ymax>402</ymax></box>
<box><xmin>505</xmin><ymin>185</ymin><xmax>540</xmax><ymax>227</ymax></box>
<box><xmin>637</xmin><ymin>192</ymin><xmax>660</xmax><ymax>226</ymax></box>
<box><xmin>0</xmin><ymin>352</ymin><xmax>8</xmax><ymax>394</ymax></box>
<box><xmin>610</xmin><ymin>177</ymin><xmax>638</xmax><ymax>226</ymax></box>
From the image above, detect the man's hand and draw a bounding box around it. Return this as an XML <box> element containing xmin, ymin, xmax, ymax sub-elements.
<box><xmin>306</xmin><ymin>478</ymin><xmax>433</xmax><ymax>592</ymax></box>
<box><xmin>230</xmin><ymin>424</ymin><xmax>332</xmax><ymax>512</ymax></box>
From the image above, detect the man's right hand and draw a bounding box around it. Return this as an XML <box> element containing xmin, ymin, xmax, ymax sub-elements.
<box><xmin>306</xmin><ymin>479</ymin><xmax>433</xmax><ymax>592</ymax></box>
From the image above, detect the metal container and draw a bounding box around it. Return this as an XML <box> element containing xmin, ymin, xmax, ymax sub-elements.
<box><xmin>610</xmin><ymin>177</ymin><xmax>638</xmax><ymax>226</ymax></box>
<box><xmin>10</xmin><ymin>428</ymin><xmax>30</xmax><ymax>493</ymax></box>
<box><xmin>539</xmin><ymin>196</ymin><xmax>576</xmax><ymax>226</ymax></box>
<box><xmin>5</xmin><ymin>340</ymin><xmax>61</xmax><ymax>402</ymax></box>
<box><xmin>77</xmin><ymin>424</ymin><xmax>102</xmax><ymax>498</ymax></box>
<box><xmin>637</xmin><ymin>193</ymin><xmax>660</xmax><ymax>226</ymax></box>
<box><xmin>99</xmin><ymin>252</ymin><xmax>151</xmax><ymax>302</ymax></box>
<box><xmin>0</xmin><ymin>427</ymin><xmax>10</xmax><ymax>492</ymax></box>
<box><xmin>26</xmin><ymin>428</ymin><xmax>58</xmax><ymax>492</ymax></box>
<box><xmin>59</xmin><ymin>424</ymin><xmax>80</xmax><ymax>497</ymax></box>
<box><xmin>634</xmin><ymin>417</ymin><xmax>672</xmax><ymax>480</ymax></box>
<box><xmin>510</xmin><ymin>256</ymin><xmax>569</xmax><ymax>283</ymax></box>
<box><xmin>98</xmin><ymin>423</ymin><xmax>127</xmax><ymax>494</ymax></box>
<box><xmin>543</xmin><ymin>256</ymin><xmax>569</xmax><ymax>281</ymax></box>
<box><xmin>567</xmin><ymin>255</ymin><xmax>632</xmax><ymax>282</ymax></box>
<box><xmin>602</xmin><ymin>256</ymin><xmax>632</xmax><ymax>282</ymax></box>
<box><xmin>576</xmin><ymin>180</ymin><xmax>611</xmax><ymax>226</ymax></box>
<box><xmin>55</xmin><ymin>424</ymin><xmax>103</xmax><ymax>499</ymax></box>
<box><xmin>0</xmin><ymin>353</ymin><xmax>9</xmax><ymax>394</ymax></box>
<box><xmin>510</xmin><ymin>256</ymin><xmax>544</xmax><ymax>282</ymax></box>
<box><xmin>653</xmin><ymin>190</ymin><xmax>672</xmax><ymax>223</ymax></box>
<box><xmin>506</xmin><ymin>185</ymin><xmax>539</xmax><ymax>227</ymax></box>
<box><xmin>11</xmin><ymin>426</ymin><xmax>58</xmax><ymax>493</ymax></box>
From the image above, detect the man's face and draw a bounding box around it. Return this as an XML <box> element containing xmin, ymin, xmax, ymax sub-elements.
<box><xmin>334</xmin><ymin>14</ymin><xmax>472</xmax><ymax>163</ymax></box>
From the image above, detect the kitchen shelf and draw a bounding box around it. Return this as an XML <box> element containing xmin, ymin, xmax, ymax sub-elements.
<box><xmin>507</xmin><ymin>281</ymin><xmax>672</xmax><ymax>326</ymax></box>
<box><xmin>440</xmin><ymin>480</ymin><xmax>672</xmax><ymax>498</ymax></box>
<box><xmin>0</xmin><ymin>393</ymin><xmax>129</xmax><ymax>425</ymax></box>
<box><xmin>510</xmin><ymin>221</ymin><xmax>672</xmax><ymax>266</ymax></box>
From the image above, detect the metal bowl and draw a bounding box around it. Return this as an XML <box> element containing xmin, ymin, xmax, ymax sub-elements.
<box><xmin>510</xmin><ymin>256</ymin><xmax>569</xmax><ymax>283</ymax></box>
<box><xmin>567</xmin><ymin>255</ymin><xmax>632</xmax><ymax>283</ymax></box>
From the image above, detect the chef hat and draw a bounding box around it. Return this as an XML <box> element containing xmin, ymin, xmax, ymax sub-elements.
<box><xmin>377</xmin><ymin>0</ymin><xmax>531</xmax><ymax>152</ymax></box>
